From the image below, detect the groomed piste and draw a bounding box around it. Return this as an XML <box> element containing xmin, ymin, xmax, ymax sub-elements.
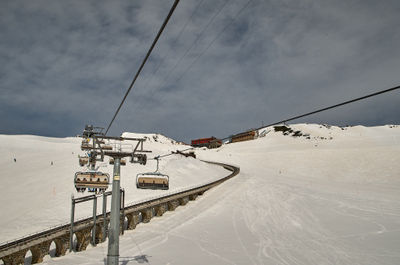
<box><xmin>0</xmin><ymin>124</ymin><xmax>399</xmax><ymax>264</ymax></box>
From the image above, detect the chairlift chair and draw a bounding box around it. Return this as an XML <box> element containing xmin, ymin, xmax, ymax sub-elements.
<box><xmin>136</xmin><ymin>157</ymin><xmax>169</xmax><ymax>190</ymax></box>
<box><xmin>101</xmin><ymin>144</ymin><xmax>113</xmax><ymax>150</ymax></box>
<box><xmin>109</xmin><ymin>158</ymin><xmax>126</xmax><ymax>166</ymax></box>
<box><xmin>81</xmin><ymin>142</ymin><xmax>92</xmax><ymax>150</ymax></box>
<box><xmin>74</xmin><ymin>171</ymin><xmax>110</xmax><ymax>194</ymax></box>
<box><xmin>78</xmin><ymin>155</ymin><xmax>89</xmax><ymax>166</ymax></box>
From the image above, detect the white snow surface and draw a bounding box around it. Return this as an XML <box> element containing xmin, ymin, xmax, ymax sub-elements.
<box><xmin>2</xmin><ymin>124</ymin><xmax>400</xmax><ymax>265</ymax></box>
<box><xmin>0</xmin><ymin>133</ymin><xmax>227</xmax><ymax>244</ymax></box>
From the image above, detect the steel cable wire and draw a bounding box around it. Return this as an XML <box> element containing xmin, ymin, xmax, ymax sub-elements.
<box><xmin>154</xmin><ymin>84</ymin><xmax>400</xmax><ymax>158</ymax></box>
<box><xmin>130</xmin><ymin>0</ymin><xmax>234</xmax><ymax>117</ymax></box>
<box><xmin>144</xmin><ymin>0</ymin><xmax>254</xmax><ymax>123</ymax></box>
<box><xmin>220</xmin><ymin>84</ymin><xmax>400</xmax><ymax>140</ymax></box>
<box><xmin>136</xmin><ymin>0</ymin><xmax>207</xmax><ymax>100</ymax></box>
<box><xmin>105</xmin><ymin>0</ymin><xmax>181</xmax><ymax>135</ymax></box>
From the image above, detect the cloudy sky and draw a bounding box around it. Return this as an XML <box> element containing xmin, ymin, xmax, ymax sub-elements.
<box><xmin>1</xmin><ymin>0</ymin><xmax>399</xmax><ymax>142</ymax></box>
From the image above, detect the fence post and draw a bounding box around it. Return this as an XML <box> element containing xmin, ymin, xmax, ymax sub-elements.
<box><xmin>70</xmin><ymin>195</ymin><xmax>75</xmax><ymax>252</ymax></box>
<box><xmin>103</xmin><ymin>192</ymin><xmax>107</xmax><ymax>242</ymax></box>
<box><xmin>92</xmin><ymin>195</ymin><xmax>97</xmax><ymax>245</ymax></box>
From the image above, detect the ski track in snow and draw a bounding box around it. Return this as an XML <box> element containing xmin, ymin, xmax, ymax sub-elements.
<box><xmin>2</xmin><ymin>124</ymin><xmax>400</xmax><ymax>265</ymax></box>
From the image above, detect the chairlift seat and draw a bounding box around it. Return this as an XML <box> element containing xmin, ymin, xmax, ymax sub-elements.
<box><xmin>74</xmin><ymin>171</ymin><xmax>110</xmax><ymax>193</ymax></box>
<box><xmin>136</xmin><ymin>173</ymin><xmax>169</xmax><ymax>190</ymax></box>
<box><xmin>136</xmin><ymin>157</ymin><xmax>169</xmax><ymax>190</ymax></box>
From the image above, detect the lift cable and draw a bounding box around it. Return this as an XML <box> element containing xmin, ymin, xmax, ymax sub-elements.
<box><xmin>155</xmin><ymin>0</ymin><xmax>232</xmax><ymax>91</ymax></box>
<box><xmin>146</xmin><ymin>0</ymin><xmax>254</xmax><ymax>112</ymax></box>
<box><xmin>173</xmin><ymin>0</ymin><xmax>253</xmax><ymax>86</ymax></box>
<box><xmin>130</xmin><ymin>0</ymin><xmax>233</xmax><ymax>115</ymax></box>
<box><xmin>220</xmin><ymin>84</ymin><xmax>400</xmax><ymax>141</ymax></box>
<box><xmin>149</xmin><ymin>146</ymin><xmax>195</xmax><ymax>160</ymax></box>
<box><xmin>105</xmin><ymin>0</ymin><xmax>181</xmax><ymax>135</ymax></box>
<box><xmin>155</xmin><ymin>84</ymin><xmax>400</xmax><ymax>159</ymax></box>
<box><xmin>136</xmin><ymin>0</ymin><xmax>206</xmax><ymax>99</ymax></box>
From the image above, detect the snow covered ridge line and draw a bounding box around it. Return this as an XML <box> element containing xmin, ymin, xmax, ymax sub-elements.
<box><xmin>0</xmin><ymin>162</ymin><xmax>239</xmax><ymax>264</ymax></box>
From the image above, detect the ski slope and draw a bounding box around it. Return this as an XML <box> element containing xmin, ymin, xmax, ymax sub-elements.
<box><xmin>0</xmin><ymin>133</ymin><xmax>227</xmax><ymax>244</ymax></box>
<box><xmin>2</xmin><ymin>124</ymin><xmax>400</xmax><ymax>265</ymax></box>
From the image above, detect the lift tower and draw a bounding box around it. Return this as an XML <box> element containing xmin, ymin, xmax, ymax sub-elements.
<box><xmin>77</xmin><ymin>125</ymin><xmax>150</xmax><ymax>265</ymax></box>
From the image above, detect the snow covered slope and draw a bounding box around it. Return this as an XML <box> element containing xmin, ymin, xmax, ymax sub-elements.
<box><xmin>0</xmin><ymin>133</ymin><xmax>227</xmax><ymax>244</ymax></box>
<box><xmin>33</xmin><ymin>124</ymin><xmax>400</xmax><ymax>265</ymax></box>
<box><xmin>2</xmin><ymin>124</ymin><xmax>400</xmax><ymax>265</ymax></box>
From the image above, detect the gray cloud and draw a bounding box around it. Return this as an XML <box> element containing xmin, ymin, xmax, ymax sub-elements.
<box><xmin>1</xmin><ymin>0</ymin><xmax>399</xmax><ymax>142</ymax></box>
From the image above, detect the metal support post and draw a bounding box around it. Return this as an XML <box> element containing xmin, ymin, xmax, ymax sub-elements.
<box><xmin>92</xmin><ymin>195</ymin><xmax>97</xmax><ymax>246</ymax></box>
<box><xmin>107</xmin><ymin>157</ymin><xmax>121</xmax><ymax>265</ymax></box>
<box><xmin>102</xmin><ymin>192</ymin><xmax>107</xmax><ymax>242</ymax></box>
<box><xmin>121</xmin><ymin>189</ymin><xmax>125</xmax><ymax>235</ymax></box>
<box><xmin>70</xmin><ymin>195</ymin><xmax>75</xmax><ymax>252</ymax></box>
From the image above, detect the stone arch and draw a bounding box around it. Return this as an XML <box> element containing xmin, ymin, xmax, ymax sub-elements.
<box><xmin>138</xmin><ymin>211</ymin><xmax>143</xmax><ymax>222</ymax></box>
<box><xmin>75</xmin><ymin>228</ymin><xmax>92</xmax><ymax>251</ymax></box>
<box><xmin>126</xmin><ymin>212</ymin><xmax>140</xmax><ymax>230</ymax></box>
<box><xmin>189</xmin><ymin>193</ymin><xmax>198</xmax><ymax>201</ymax></box>
<box><xmin>71</xmin><ymin>233</ymin><xmax>78</xmax><ymax>252</ymax></box>
<box><xmin>49</xmin><ymin>241</ymin><xmax>57</xmax><ymax>257</ymax></box>
<box><xmin>1</xmin><ymin>249</ymin><xmax>28</xmax><ymax>265</ymax></box>
<box><xmin>95</xmin><ymin>222</ymin><xmax>106</xmax><ymax>244</ymax></box>
<box><xmin>123</xmin><ymin>215</ymin><xmax>129</xmax><ymax>231</ymax></box>
<box><xmin>154</xmin><ymin>203</ymin><xmax>167</xmax><ymax>217</ymax></box>
<box><xmin>30</xmin><ymin>241</ymin><xmax>51</xmax><ymax>264</ymax></box>
<box><xmin>179</xmin><ymin>196</ymin><xmax>189</xmax><ymax>206</ymax></box>
<box><xmin>24</xmin><ymin>249</ymin><xmax>33</xmax><ymax>264</ymax></box>
<box><xmin>167</xmin><ymin>200</ymin><xmax>179</xmax><ymax>211</ymax></box>
<box><xmin>53</xmin><ymin>234</ymin><xmax>70</xmax><ymax>257</ymax></box>
<box><xmin>140</xmin><ymin>208</ymin><xmax>153</xmax><ymax>223</ymax></box>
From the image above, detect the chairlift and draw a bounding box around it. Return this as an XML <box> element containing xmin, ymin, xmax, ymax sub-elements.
<box><xmin>81</xmin><ymin>141</ymin><xmax>92</xmax><ymax>150</ymax></box>
<box><xmin>131</xmin><ymin>153</ymin><xmax>147</xmax><ymax>165</ymax></box>
<box><xmin>101</xmin><ymin>144</ymin><xmax>113</xmax><ymax>150</ymax></box>
<box><xmin>109</xmin><ymin>158</ymin><xmax>126</xmax><ymax>166</ymax></box>
<box><xmin>136</xmin><ymin>156</ymin><xmax>169</xmax><ymax>190</ymax></box>
<box><xmin>74</xmin><ymin>171</ymin><xmax>110</xmax><ymax>194</ymax></box>
<box><xmin>78</xmin><ymin>155</ymin><xmax>89</xmax><ymax>166</ymax></box>
<box><xmin>96</xmin><ymin>139</ymin><xmax>105</xmax><ymax>144</ymax></box>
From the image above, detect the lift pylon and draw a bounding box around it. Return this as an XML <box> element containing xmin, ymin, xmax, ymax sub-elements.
<box><xmin>74</xmin><ymin>125</ymin><xmax>151</xmax><ymax>265</ymax></box>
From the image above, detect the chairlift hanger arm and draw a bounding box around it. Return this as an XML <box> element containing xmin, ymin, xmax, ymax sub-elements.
<box><xmin>97</xmin><ymin>136</ymin><xmax>147</xmax><ymax>141</ymax></box>
<box><xmin>101</xmin><ymin>151</ymin><xmax>134</xmax><ymax>158</ymax></box>
<box><xmin>93</xmin><ymin>136</ymin><xmax>105</xmax><ymax>161</ymax></box>
<box><xmin>79</xmin><ymin>135</ymin><xmax>144</xmax><ymax>142</ymax></box>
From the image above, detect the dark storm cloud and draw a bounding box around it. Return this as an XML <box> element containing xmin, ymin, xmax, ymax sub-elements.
<box><xmin>0</xmin><ymin>0</ymin><xmax>399</xmax><ymax>142</ymax></box>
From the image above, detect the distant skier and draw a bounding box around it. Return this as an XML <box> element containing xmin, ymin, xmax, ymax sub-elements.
<box><xmin>51</xmin><ymin>161</ymin><xmax>53</xmax><ymax>166</ymax></box>
<box><xmin>14</xmin><ymin>158</ymin><xmax>16</xmax><ymax>162</ymax></box>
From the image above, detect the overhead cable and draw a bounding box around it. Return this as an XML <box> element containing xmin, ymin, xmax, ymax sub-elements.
<box><xmin>245</xmin><ymin>84</ymin><xmax>400</xmax><ymax>138</ymax></box>
<box><xmin>137</xmin><ymin>0</ymin><xmax>206</xmax><ymax>96</ymax></box>
<box><xmin>173</xmin><ymin>0</ymin><xmax>253</xmax><ymax>85</ymax></box>
<box><xmin>105</xmin><ymin>0</ymin><xmax>180</xmax><ymax>135</ymax></box>
<box><xmin>156</xmin><ymin>0</ymin><xmax>232</xmax><ymax>90</ymax></box>
<box><xmin>155</xmin><ymin>84</ymin><xmax>400</xmax><ymax>157</ymax></box>
<box><xmin>140</xmin><ymin>0</ymin><xmax>253</xmax><ymax>113</ymax></box>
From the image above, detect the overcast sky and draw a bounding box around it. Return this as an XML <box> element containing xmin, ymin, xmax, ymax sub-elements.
<box><xmin>1</xmin><ymin>0</ymin><xmax>399</xmax><ymax>142</ymax></box>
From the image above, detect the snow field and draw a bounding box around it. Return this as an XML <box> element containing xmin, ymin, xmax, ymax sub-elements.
<box><xmin>0</xmin><ymin>133</ymin><xmax>228</xmax><ymax>244</ymax></box>
<box><xmin>1</xmin><ymin>124</ymin><xmax>400</xmax><ymax>265</ymax></box>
